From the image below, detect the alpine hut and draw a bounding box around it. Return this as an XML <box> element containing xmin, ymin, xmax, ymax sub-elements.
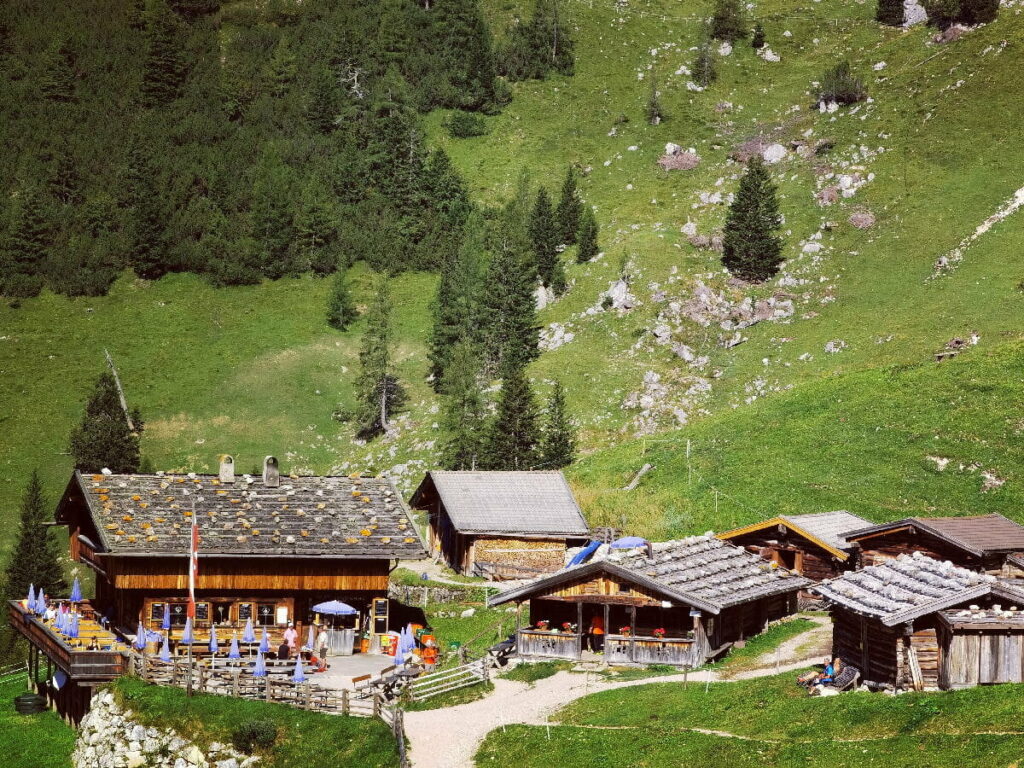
<box><xmin>717</xmin><ymin>510</ymin><xmax>869</xmax><ymax>581</ymax></box>
<box><xmin>409</xmin><ymin>471</ymin><xmax>590</xmax><ymax>578</ymax></box>
<box><xmin>488</xmin><ymin>534</ymin><xmax>809</xmax><ymax>667</ymax></box>
<box><xmin>815</xmin><ymin>552</ymin><xmax>1024</xmax><ymax>690</ymax></box>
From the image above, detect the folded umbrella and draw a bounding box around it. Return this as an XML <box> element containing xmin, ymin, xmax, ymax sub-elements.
<box><xmin>242</xmin><ymin>618</ymin><xmax>256</xmax><ymax>644</ymax></box>
<box><xmin>161</xmin><ymin>604</ymin><xmax>171</xmax><ymax>632</ymax></box>
<box><xmin>134</xmin><ymin>620</ymin><xmax>146</xmax><ymax>650</ymax></box>
<box><xmin>292</xmin><ymin>654</ymin><xmax>306</xmax><ymax>683</ymax></box>
<box><xmin>228</xmin><ymin>636</ymin><xmax>241</xmax><ymax>660</ymax></box>
<box><xmin>159</xmin><ymin>635</ymin><xmax>172</xmax><ymax>662</ymax></box>
<box><xmin>181</xmin><ymin>617</ymin><xmax>194</xmax><ymax>645</ymax></box>
<box><xmin>69</xmin><ymin>577</ymin><xmax>82</xmax><ymax>603</ymax></box>
<box><xmin>252</xmin><ymin>652</ymin><xmax>266</xmax><ymax>678</ymax></box>
<box><xmin>209</xmin><ymin>625</ymin><xmax>218</xmax><ymax>654</ymax></box>
<box><xmin>26</xmin><ymin>585</ymin><xmax>35</xmax><ymax>612</ymax></box>
<box><xmin>259</xmin><ymin>627</ymin><xmax>270</xmax><ymax>654</ymax></box>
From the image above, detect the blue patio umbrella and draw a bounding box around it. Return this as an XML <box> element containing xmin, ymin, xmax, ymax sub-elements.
<box><xmin>252</xmin><ymin>652</ymin><xmax>266</xmax><ymax>678</ymax></box>
<box><xmin>291</xmin><ymin>654</ymin><xmax>306</xmax><ymax>683</ymax></box>
<box><xmin>306</xmin><ymin>624</ymin><xmax>316</xmax><ymax>650</ymax></box>
<box><xmin>69</xmin><ymin>577</ymin><xmax>82</xmax><ymax>603</ymax></box>
<box><xmin>228</xmin><ymin>636</ymin><xmax>241</xmax><ymax>660</ymax></box>
<box><xmin>161</xmin><ymin>604</ymin><xmax>171</xmax><ymax>632</ymax></box>
<box><xmin>209</xmin><ymin>625</ymin><xmax>218</xmax><ymax>654</ymax></box>
<box><xmin>159</xmin><ymin>635</ymin><xmax>172</xmax><ymax>662</ymax></box>
<box><xmin>26</xmin><ymin>585</ymin><xmax>36</xmax><ymax>612</ymax></box>
<box><xmin>242</xmin><ymin>618</ymin><xmax>256</xmax><ymax>644</ymax></box>
<box><xmin>55</xmin><ymin>609</ymin><xmax>65</xmax><ymax>633</ymax></box>
<box><xmin>311</xmin><ymin>600</ymin><xmax>357</xmax><ymax>616</ymax></box>
<box><xmin>68</xmin><ymin>613</ymin><xmax>80</xmax><ymax>640</ymax></box>
<box><xmin>181</xmin><ymin>617</ymin><xmax>194</xmax><ymax>645</ymax></box>
<box><xmin>36</xmin><ymin>592</ymin><xmax>47</xmax><ymax>616</ymax></box>
<box><xmin>134</xmin><ymin>621</ymin><xmax>147</xmax><ymax>650</ymax></box>
<box><xmin>259</xmin><ymin>627</ymin><xmax>270</xmax><ymax>654</ymax></box>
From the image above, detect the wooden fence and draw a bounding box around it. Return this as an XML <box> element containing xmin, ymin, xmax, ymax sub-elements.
<box><xmin>406</xmin><ymin>657</ymin><xmax>488</xmax><ymax>701</ymax></box>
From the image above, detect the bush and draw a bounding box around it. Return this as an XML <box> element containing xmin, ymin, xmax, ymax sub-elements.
<box><xmin>710</xmin><ymin>0</ymin><xmax>748</xmax><ymax>41</ymax></box>
<box><xmin>958</xmin><ymin>0</ymin><xmax>998</xmax><ymax>24</ymax></box>
<box><xmin>231</xmin><ymin>719</ymin><xmax>278</xmax><ymax>754</ymax></box>
<box><xmin>816</xmin><ymin>60</ymin><xmax>866</xmax><ymax>105</ymax></box>
<box><xmin>876</xmin><ymin>0</ymin><xmax>905</xmax><ymax>25</ymax></box>
<box><xmin>446</xmin><ymin>110</ymin><xmax>488</xmax><ymax>138</ymax></box>
<box><xmin>751</xmin><ymin>23</ymin><xmax>766</xmax><ymax>49</ymax></box>
<box><xmin>923</xmin><ymin>0</ymin><xmax>960</xmax><ymax>28</ymax></box>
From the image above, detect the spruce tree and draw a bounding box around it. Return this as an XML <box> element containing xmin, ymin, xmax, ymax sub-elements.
<box><xmin>721</xmin><ymin>156</ymin><xmax>783</xmax><ymax>282</ymax></box>
<box><xmin>751</xmin><ymin>23</ymin><xmax>767</xmax><ymax>48</ymax></box>
<box><xmin>481</xmin><ymin>361</ymin><xmax>540</xmax><ymax>470</ymax></box>
<box><xmin>529</xmin><ymin>187</ymin><xmax>565</xmax><ymax>294</ymax></box>
<box><xmin>125</xmin><ymin>137</ymin><xmax>171</xmax><ymax>280</ymax></box>
<box><xmin>694</xmin><ymin>43</ymin><xmax>717</xmax><ymax>88</ymax></box>
<box><xmin>439</xmin><ymin>340</ymin><xmax>488</xmax><ymax>470</ymax></box>
<box><xmin>267</xmin><ymin>36</ymin><xmax>296</xmax><ymax>98</ymax></box>
<box><xmin>575</xmin><ymin>206</ymin><xmax>599</xmax><ymax>263</ymax></box>
<box><xmin>49</xmin><ymin>149</ymin><xmax>82</xmax><ymax>206</ymax></box>
<box><xmin>0</xmin><ymin>187</ymin><xmax>49</xmax><ymax>297</ymax></box>
<box><xmin>539</xmin><ymin>380</ymin><xmax>575</xmax><ymax>469</ymax></box>
<box><xmin>251</xmin><ymin>150</ymin><xmax>295</xmax><ymax>278</ymax></box>
<box><xmin>295</xmin><ymin>180</ymin><xmax>337</xmax><ymax>274</ymax></box>
<box><xmin>530</xmin><ymin>0</ymin><xmax>575</xmax><ymax>77</ymax></box>
<box><xmin>306</xmin><ymin>66</ymin><xmax>338</xmax><ymax>134</ymax></box>
<box><xmin>354</xmin><ymin>275</ymin><xmax>406</xmax><ymax>439</ymax></box>
<box><xmin>1</xmin><ymin>471</ymin><xmax>67</xmax><ymax>605</ymax></box>
<box><xmin>555</xmin><ymin>166</ymin><xmax>582</xmax><ymax>245</ymax></box>
<box><xmin>434</xmin><ymin>0</ymin><xmax>497</xmax><ymax>110</ymax></box>
<box><xmin>647</xmin><ymin>70</ymin><xmax>663</xmax><ymax>125</ymax></box>
<box><xmin>326</xmin><ymin>263</ymin><xmax>358</xmax><ymax>331</ymax></box>
<box><xmin>141</xmin><ymin>0</ymin><xmax>187</xmax><ymax>108</ymax></box>
<box><xmin>69</xmin><ymin>371</ymin><xmax>144</xmax><ymax>473</ymax></box>
<box><xmin>427</xmin><ymin>211</ymin><xmax>487</xmax><ymax>389</ymax></box>
<box><xmin>39</xmin><ymin>37</ymin><xmax>76</xmax><ymax>103</ymax></box>
<box><xmin>710</xmin><ymin>0</ymin><xmax>748</xmax><ymax>42</ymax></box>
<box><xmin>957</xmin><ymin>0</ymin><xmax>998</xmax><ymax>25</ymax></box>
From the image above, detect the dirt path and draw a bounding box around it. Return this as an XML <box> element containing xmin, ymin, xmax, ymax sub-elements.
<box><xmin>403</xmin><ymin>634</ymin><xmax>829</xmax><ymax>768</ymax></box>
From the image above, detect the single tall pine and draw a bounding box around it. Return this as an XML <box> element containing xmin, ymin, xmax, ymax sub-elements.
<box><xmin>721</xmin><ymin>156</ymin><xmax>783</xmax><ymax>282</ymax></box>
<box><xmin>575</xmin><ymin>206</ymin><xmax>599</xmax><ymax>263</ymax></box>
<box><xmin>694</xmin><ymin>42</ymin><xmax>716</xmax><ymax>87</ymax></box>
<box><xmin>529</xmin><ymin>187</ymin><xmax>565</xmax><ymax>294</ymax></box>
<box><xmin>141</xmin><ymin>0</ymin><xmax>187</xmax><ymax>108</ymax></box>
<box><xmin>295</xmin><ymin>180</ymin><xmax>337</xmax><ymax>274</ymax></box>
<box><xmin>481</xmin><ymin>362</ymin><xmax>540</xmax><ymax>470</ymax></box>
<box><xmin>69</xmin><ymin>371</ymin><xmax>144</xmax><ymax>473</ymax></box>
<box><xmin>555</xmin><ymin>166</ymin><xmax>582</xmax><ymax>245</ymax></box>
<box><xmin>326</xmin><ymin>263</ymin><xmax>358</xmax><ymax>331</ymax></box>
<box><xmin>39</xmin><ymin>36</ymin><xmax>76</xmax><ymax>103</ymax></box>
<box><xmin>647</xmin><ymin>70</ymin><xmax>663</xmax><ymax>125</ymax></box>
<box><xmin>1</xmin><ymin>471</ymin><xmax>68</xmax><ymax>605</ymax></box>
<box><xmin>354</xmin><ymin>275</ymin><xmax>406</xmax><ymax>438</ymax></box>
<box><xmin>0</xmin><ymin>187</ymin><xmax>49</xmax><ymax>297</ymax></box>
<box><xmin>710</xmin><ymin>0</ymin><xmax>748</xmax><ymax>41</ymax></box>
<box><xmin>539</xmin><ymin>380</ymin><xmax>575</xmax><ymax>469</ymax></box>
<box><xmin>439</xmin><ymin>340</ymin><xmax>488</xmax><ymax>470</ymax></box>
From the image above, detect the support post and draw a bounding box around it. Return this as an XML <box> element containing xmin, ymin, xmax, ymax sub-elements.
<box><xmin>629</xmin><ymin>605</ymin><xmax>637</xmax><ymax>663</ymax></box>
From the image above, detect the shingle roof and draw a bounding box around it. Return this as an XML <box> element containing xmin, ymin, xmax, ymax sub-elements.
<box><xmin>845</xmin><ymin>514</ymin><xmax>1024</xmax><ymax>556</ymax></box>
<box><xmin>64</xmin><ymin>470</ymin><xmax>425</xmax><ymax>559</ymax></box>
<box><xmin>814</xmin><ymin>551</ymin><xmax>1024</xmax><ymax>626</ymax></box>
<box><xmin>411</xmin><ymin>471</ymin><xmax>589</xmax><ymax>536</ymax></box>
<box><xmin>782</xmin><ymin>511</ymin><xmax>871</xmax><ymax>552</ymax></box>
<box><xmin>490</xmin><ymin>534</ymin><xmax>810</xmax><ymax>613</ymax></box>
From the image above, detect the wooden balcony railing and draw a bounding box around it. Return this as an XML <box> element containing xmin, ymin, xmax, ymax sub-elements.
<box><xmin>605</xmin><ymin>634</ymin><xmax>700</xmax><ymax>666</ymax></box>
<box><xmin>7</xmin><ymin>601</ymin><xmax>125</xmax><ymax>681</ymax></box>
<box><xmin>517</xmin><ymin>629</ymin><xmax>582</xmax><ymax>660</ymax></box>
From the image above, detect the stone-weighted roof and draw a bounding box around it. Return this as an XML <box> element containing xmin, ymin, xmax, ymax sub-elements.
<box><xmin>62</xmin><ymin>470</ymin><xmax>425</xmax><ymax>559</ymax></box>
<box><xmin>814</xmin><ymin>551</ymin><xmax>1024</xmax><ymax>626</ymax></box>
<box><xmin>490</xmin><ymin>534</ymin><xmax>810</xmax><ymax>613</ymax></box>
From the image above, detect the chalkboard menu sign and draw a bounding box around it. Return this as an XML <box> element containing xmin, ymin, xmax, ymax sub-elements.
<box><xmin>195</xmin><ymin>602</ymin><xmax>209</xmax><ymax>622</ymax></box>
<box><xmin>373</xmin><ymin>599</ymin><xmax>389</xmax><ymax>616</ymax></box>
<box><xmin>238</xmin><ymin>603</ymin><xmax>253</xmax><ymax>621</ymax></box>
<box><xmin>150</xmin><ymin>603</ymin><xmax>164</xmax><ymax>623</ymax></box>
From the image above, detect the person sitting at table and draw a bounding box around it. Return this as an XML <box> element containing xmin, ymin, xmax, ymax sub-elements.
<box><xmin>277</xmin><ymin>641</ymin><xmax>290</xmax><ymax>660</ymax></box>
<box><xmin>86</xmin><ymin>637</ymin><xmax>100</xmax><ymax>651</ymax></box>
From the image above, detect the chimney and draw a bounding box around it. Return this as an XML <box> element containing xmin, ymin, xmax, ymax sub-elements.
<box><xmin>262</xmin><ymin>456</ymin><xmax>280</xmax><ymax>488</ymax></box>
<box><xmin>219</xmin><ymin>455</ymin><xmax>235</xmax><ymax>484</ymax></box>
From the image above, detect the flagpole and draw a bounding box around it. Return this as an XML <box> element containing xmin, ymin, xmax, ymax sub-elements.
<box><xmin>187</xmin><ymin>501</ymin><xmax>198</xmax><ymax>697</ymax></box>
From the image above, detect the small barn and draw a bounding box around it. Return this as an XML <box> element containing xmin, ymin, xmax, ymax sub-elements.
<box><xmin>845</xmin><ymin>514</ymin><xmax>1024</xmax><ymax>576</ymax></box>
<box><xmin>488</xmin><ymin>534</ymin><xmax>809</xmax><ymax>667</ymax></box>
<box><xmin>717</xmin><ymin>510</ymin><xmax>869</xmax><ymax>581</ymax></box>
<box><xmin>815</xmin><ymin>551</ymin><xmax>1024</xmax><ymax>690</ymax></box>
<box><xmin>409</xmin><ymin>471</ymin><xmax>589</xmax><ymax>578</ymax></box>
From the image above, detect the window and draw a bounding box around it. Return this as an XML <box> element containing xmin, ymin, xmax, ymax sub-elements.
<box><xmin>256</xmin><ymin>603</ymin><xmax>277</xmax><ymax>626</ymax></box>
<box><xmin>169</xmin><ymin>603</ymin><xmax>189</xmax><ymax>626</ymax></box>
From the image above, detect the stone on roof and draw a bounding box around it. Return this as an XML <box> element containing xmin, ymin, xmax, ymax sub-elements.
<box><xmin>414</xmin><ymin>471</ymin><xmax>589</xmax><ymax>537</ymax></box>
<box><xmin>782</xmin><ymin>511</ymin><xmax>871</xmax><ymax>552</ymax></box>
<box><xmin>67</xmin><ymin>470</ymin><xmax>424</xmax><ymax>559</ymax></box>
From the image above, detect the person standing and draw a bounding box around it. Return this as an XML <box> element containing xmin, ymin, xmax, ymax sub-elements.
<box><xmin>589</xmin><ymin>613</ymin><xmax>605</xmax><ymax>653</ymax></box>
<box><xmin>316</xmin><ymin>627</ymin><xmax>329</xmax><ymax>671</ymax></box>
<box><xmin>283</xmin><ymin>621</ymin><xmax>298</xmax><ymax>653</ymax></box>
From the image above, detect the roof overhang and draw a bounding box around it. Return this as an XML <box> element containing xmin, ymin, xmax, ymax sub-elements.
<box><xmin>717</xmin><ymin>516</ymin><xmax>850</xmax><ymax>561</ymax></box>
<box><xmin>843</xmin><ymin>518</ymin><xmax>986</xmax><ymax>557</ymax></box>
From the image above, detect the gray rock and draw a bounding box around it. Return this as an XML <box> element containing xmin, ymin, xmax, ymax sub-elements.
<box><xmin>126</xmin><ymin>751</ymin><xmax>146</xmax><ymax>768</ymax></box>
<box><xmin>215</xmin><ymin>760</ymin><xmax>239</xmax><ymax>768</ymax></box>
<box><xmin>174</xmin><ymin>760</ymin><xmax>188</xmax><ymax>768</ymax></box>
<box><xmin>460</xmin><ymin>608</ymin><xmax>476</xmax><ymax>618</ymax></box>
<box><xmin>131</xmin><ymin>725</ymin><xmax>147</xmax><ymax>743</ymax></box>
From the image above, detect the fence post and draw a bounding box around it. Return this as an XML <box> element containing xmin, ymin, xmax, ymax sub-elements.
<box><xmin>198</xmin><ymin>665</ymin><xmax>206</xmax><ymax>693</ymax></box>
<box><xmin>233</xmin><ymin>671</ymin><xmax>240</xmax><ymax>698</ymax></box>
<box><xmin>373</xmin><ymin>692</ymin><xmax>381</xmax><ymax>718</ymax></box>
<box><xmin>266</xmin><ymin>677</ymin><xmax>272</xmax><ymax>702</ymax></box>
<box><xmin>305</xmin><ymin>683</ymin><xmax>312</xmax><ymax>710</ymax></box>
<box><xmin>341</xmin><ymin>688</ymin><xmax>349</xmax><ymax>715</ymax></box>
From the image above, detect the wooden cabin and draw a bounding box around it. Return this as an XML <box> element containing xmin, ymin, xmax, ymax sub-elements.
<box><xmin>717</xmin><ymin>510</ymin><xmax>869</xmax><ymax>581</ymax></box>
<box><xmin>55</xmin><ymin>459</ymin><xmax>425</xmax><ymax>643</ymax></box>
<box><xmin>815</xmin><ymin>551</ymin><xmax>1024</xmax><ymax>690</ymax></box>
<box><xmin>488</xmin><ymin>534</ymin><xmax>809</xmax><ymax>667</ymax></box>
<box><xmin>845</xmin><ymin>514</ymin><xmax>1024</xmax><ymax>576</ymax></box>
<box><xmin>410</xmin><ymin>471</ymin><xmax>589</xmax><ymax>579</ymax></box>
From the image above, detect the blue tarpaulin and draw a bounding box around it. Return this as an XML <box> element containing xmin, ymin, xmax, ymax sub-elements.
<box><xmin>567</xmin><ymin>540</ymin><xmax>602</xmax><ymax>567</ymax></box>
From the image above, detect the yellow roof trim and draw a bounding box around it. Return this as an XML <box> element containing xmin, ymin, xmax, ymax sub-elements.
<box><xmin>717</xmin><ymin>517</ymin><xmax>849</xmax><ymax>561</ymax></box>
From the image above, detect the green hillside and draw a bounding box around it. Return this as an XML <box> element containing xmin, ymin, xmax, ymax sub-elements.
<box><xmin>2</xmin><ymin>0</ymin><xmax>1024</xmax><ymax>564</ymax></box>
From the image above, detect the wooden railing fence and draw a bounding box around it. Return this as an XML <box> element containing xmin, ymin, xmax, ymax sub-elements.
<box><xmin>406</xmin><ymin>657</ymin><xmax>488</xmax><ymax>702</ymax></box>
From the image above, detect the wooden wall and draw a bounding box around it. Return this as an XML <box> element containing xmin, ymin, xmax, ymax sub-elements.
<box><xmin>727</xmin><ymin>529</ymin><xmax>845</xmax><ymax>581</ymax></box>
<box><xmin>715</xmin><ymin>592</ymin><xmax>796</xmax><ymax>647</ymax></box>
<box><xmin>832</xmin><ymin>610</ymin><xmax>902</xmax><ymax>686</ymax></box>
<box><xmin>939</xmin><ymin>625</ymin><xmax>1024</xmax><ymax>688</ymax></box>
<box><xmin>540</xmin><ymin>574</ymin><xmax>664</xmax><ymax>606</ymax></box>
<box><xmin>852</xmin><ymin>530</ymin><xmax>981</xmax><ymax>570</ymax></box>
<box><xmin>472</xmin><ymin>537</ymin><xmax>566</xmax><ymax>573</ymax></box>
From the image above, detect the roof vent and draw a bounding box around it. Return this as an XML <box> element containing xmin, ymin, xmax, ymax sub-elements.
<box><xmin>263</xmin><ymin>456</ymin><xmax>280</xmax><ymax>488</ymax></box>
<box><xmin>219</xmin><ymin>455</ymin><xmax>235</xmax><ymax>484</ymax></box>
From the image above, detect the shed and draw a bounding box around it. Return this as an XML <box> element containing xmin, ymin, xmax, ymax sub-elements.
<box><xmin>844</xmin><ymin>514</ymin><xmax>1024</xmax><ymax>575</ymax></box>
<box><xmin>815</xmin><ymin>551</ymin><xmax>1024</xmax><ymax>689</ymax></box>
<box><xmin>717</xmin><ymin>510</ymin><xmax>869</xmax><ymax>581</ymax></box>
<box><xmin>409</xmin><ymin>471</ymin><xmax>589</xmax><ymax>578</ymax></box>
<box><xmin>489</xmin><ymin>534</ymin><xmax>809</xmax><ymax>667</ymax></box>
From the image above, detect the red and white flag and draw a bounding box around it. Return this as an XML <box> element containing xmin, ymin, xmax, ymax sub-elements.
<box><xmin>187</xmin><ymin>520</ymin><xmax>199</xmax><ymax>618</ymax></box>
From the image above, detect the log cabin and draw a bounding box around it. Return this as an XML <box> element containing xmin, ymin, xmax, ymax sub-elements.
<box><xmin>844</xmin><ymin>514</ymin><xmax>1024</xmax><ymax>576</ymax></box>
<box><xmin>815</xmin><ymin>551</ymin><xmax>1024</xmax><ymax>690</ymax></box>
<box><xmin>409</xmin><ymin>471</ymin><xmax>589</xmax><ymax>578</ymax></box>
<box><xmin>488</xmin><ymin>534</ymin><xmax>809</xmax><ymax>667</ymax></box>
<box><xmin>717</xmin><ymin>510</ymin><xmax>869</xmax><ymax>581</ymax></box>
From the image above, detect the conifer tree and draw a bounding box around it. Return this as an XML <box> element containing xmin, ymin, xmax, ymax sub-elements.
<box><xmin>354</xmin><ymin>275</ymin><xmax>406</xmax><ymax>439</ymax></box>
<box><xmin>647</xmin><ymin>70</ymin><xmax>663</xmax><ymax>125</ymax></box>
<box><xmin>875</xmin><ymin>0</ymin><xmax>905</xmax><ymax>23</ymax></box>
<box><xmin>49</xmin><ymin>148</ymin><xmax>82</xmax><ymax>206</ymax></box>
<box><xmin>1</xmin><ymin>471</ymin><xmax>67</xmax><ymax>605</ymax></box>
<box><xmin>295</xmin><ymin>180</ymin><xmax>337</xmax><ymax>274</ymax></box>
<box><xmin>530</xmin><ymin>0</ymin><xmax>574</xmax><ymax>76</ymax></box>
<box><xmin>481</xmin><ymin>361</ymin><xmax>540</xmax><ymax>470</ymax></box>
<box><xmin>69</xmin><ymin>371</ymin><xmax>144</xmax><ymax>473</ymax></box>
<box><xmin>751</xmin><ymin>23</ymin><xmax>766</xmax><ymax>48</ymax></box>
<box><xmin>957</xmin><ymin>0</ymin><xmax>998</xmax><ymax>24</ymax></box>
<box><xmin>721</xmin><ymin>156</ymin><xmax>783</xmax><ymax>282</ymax></box>
<box><xmin>0</xmin><ymin>187</ymin><xmax>49</xmax><ymax>297</ymax></box>
<box><xmin>427</xmin><ymin>211</ymin><xmax>487</xmax><ymax>389</ymax></box>
<box><xmin>439</xmin><ymin>340</ymin><xmax>488</xmax><ymax>470</ymax></box>
<box><xmin>326</xmin><ymin>263</ymin><xmax>358</xmax><ymax>331</ymax></box>
<box><xmin>306</xmin><ymin>66</ymin><xmax>338</xmax><ymax>134</ymax></box>
<box><xmin>422</xmin><ymin>148</ymin><xmax>471</xmax><ymax>233</ymax></box>
<box><xmin>251</xmin><ymin>150</ymin><xmax>295</xmax><ymax>278</ymax></box>
<box><xmin>268</xmin><ymin>37</ymin><xmax>296</xmax><ymax>98</ymax></box>
<box><xmin>575</xmin><ymin>206</ymin><xmax>599</xmax><ymax>263</ymax></box>
<box><xmin>141</xmin><ymin>0</ymin><xmax>187</xmax><ymax>108</ymax></box>
<box><xmin>434</xmin><ymin>0</ymin><xmax>497</xmax><ymax>110</ymax></box>
<box><xmin>555</xmin><ymin>166</ymin><xmax>582</xmax><ymax>245</ymax></box>
<box><xmin>529</xmin><ymin>187</ymin><xmax>564</xmax><ymax>293</ymax></box>
<box><xmin>694</xmin><ymin>42</ymin><xmax>716</xmax><ymax>87</ymax></box>
<box><xmin>125</xmin><ymin>137</ymin><xmax>171</xmax><ymax>280</ymax></box>
<box><xmin>39</xmin><ymin>37</ymin><xmax>76</xmax><ymax>103</ymax></box>
<box><xmin>539</xmin><ymin>380</ymin><xmax>575</xmax><ymax>469</ymax></box>
<box><xmin>710</xmin><ymin>0</ymin><xmax>748</xmax><ymax>42</ymax></box>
